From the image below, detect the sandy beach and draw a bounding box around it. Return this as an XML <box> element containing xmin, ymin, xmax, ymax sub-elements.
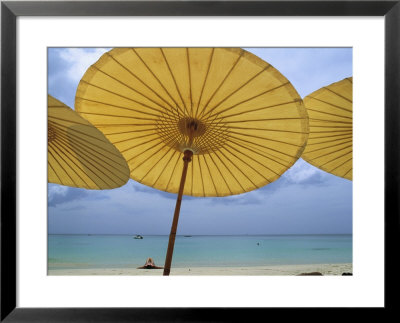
<box><xmin>48</xmin><ymin>263</ymin><xmax>352</xmax><ymax>276</ymax></box>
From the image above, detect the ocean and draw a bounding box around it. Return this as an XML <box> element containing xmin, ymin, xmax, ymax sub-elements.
<box><xmin>48</xmin><ymin>234</ymin><xmax>352</xmax><ymax>270</ymax></box>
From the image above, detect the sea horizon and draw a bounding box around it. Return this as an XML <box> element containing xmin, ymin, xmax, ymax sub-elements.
<box><xmin>48</xmin><ymin>233</ymin><xmax>352</xmax><ymax>236</ymax></box>
<box><xmin>48</xmin><ymin>233</ymin><xmax>352</xmax><ymax>270</ymax></box>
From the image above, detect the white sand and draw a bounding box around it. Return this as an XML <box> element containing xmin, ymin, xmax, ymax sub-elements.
<box><xmin>48</xmin><ymin>263</ymin><xmax>352</xmax><ymax>276</ymax></box>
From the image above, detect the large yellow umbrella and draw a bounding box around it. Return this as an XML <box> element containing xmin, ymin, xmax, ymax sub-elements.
<box><xmin>301</xmin><ymin>77</ymin><xmax>352</xmax><ymax>180</ymax></box>
<box><xmin>48</xmin><ymin>95</ymin><xmax>130</xmax><ymax>189</ymax></box>
<box><xmin>75</xmin><ymin>47</ymin><xmax>309</xmax><ymax>275</ymax></box>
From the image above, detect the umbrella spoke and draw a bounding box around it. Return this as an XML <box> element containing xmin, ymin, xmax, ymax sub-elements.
<box><xmin>202</xmin><ymin>82</ymin><xmax>290</xmax><ymax>122</ymax></box>
<box><xmin>307</xmin><ymin>96</ymin><xmax>352</xmax><ymax>113</ymax></box>
<box><xmin>160</xmin><ymin>48</ymin><xmax>190</xmax><ymax>118</ymax></box>
<box><xmin>194</xmin><ymin>48</ymin><xmax>214</xmax><ymax>119</ymax></box>
<box><xmin>89</xmin><ymin>64</ymin><xmax>175</xmax><ymax>115</ymax></box>
<box><xmin>202</xmin><ymin>64</ymin><xmax>272</xmax><ymax>121</ymax></box>
<box><xmin>48</xmin><ymin>95</ymin><xmax>129</xmax><ymax>189</ymax></box>
<box><xmin>50</xmin><ymin>133</ymin><xmax>122</xmax><ymax>187</ymax></box>
<box><xmin>105</xmin><ymin>51</ymin><xmax>178</xmax><ymax>112</ymax></box>
<box><xmin>132</xmin><ymin>48</ymin><xmax>186</xmax><ymax>116</ymax></box>
<box><xmin>198</xmin><ymin>50</ymin><xmax>244</xmax><ymax>120</ymax></box>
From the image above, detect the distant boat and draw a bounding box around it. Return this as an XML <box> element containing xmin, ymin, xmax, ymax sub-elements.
<box><xmin>133</xmin><ymin>235</ymin><xmax>143</xmax><ymax>239</ymax></box>
<box><xmin>184</xmin><ymin>235</ymin><xmax>192</xmax><ymax>237</ymax></box>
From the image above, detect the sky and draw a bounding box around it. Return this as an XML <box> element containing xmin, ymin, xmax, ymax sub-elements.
<box><xmin>48</xmin><ymin>47</ymin><xmax>353</xmax><ymax>235</ymax></box>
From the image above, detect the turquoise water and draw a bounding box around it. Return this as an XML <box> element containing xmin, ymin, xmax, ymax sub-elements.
<box><xmin>48</xmin><ymin>234</ymin><xmax>352</xmax><ymax>270</ymax></box>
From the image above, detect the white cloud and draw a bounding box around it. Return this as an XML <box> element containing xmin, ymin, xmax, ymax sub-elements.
<box><xmin>58</xmin><ymin>48</ymin><xmax>110</xmax><ymax>83</ymax></box>
<box><xmin>283</xmin><ymin>159</ymin><xmax>324</xmax><ymax>184</ymax></box>
<box><xmin>48</xmin><ymin>184</ymin><xmax>68</xmax><ymax>199</ymax></box>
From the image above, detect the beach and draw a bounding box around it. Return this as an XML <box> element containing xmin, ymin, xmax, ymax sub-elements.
<box><xmin>48</xmin><ymin>263</ymin><xmax>352</xmax><ymax>276</ymax></box>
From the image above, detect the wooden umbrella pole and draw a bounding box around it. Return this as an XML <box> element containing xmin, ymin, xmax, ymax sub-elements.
<box><xmin>163</xmin><ymin>149</ymin><xmax>193</xmax><ymax>276</ymax></box>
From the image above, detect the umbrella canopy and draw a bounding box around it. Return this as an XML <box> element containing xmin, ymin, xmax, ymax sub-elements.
<box><xmin>48</xmin><ymin>95</ymin><xmax>130</xmax><ymax>189</ymax></box>
<box><xmin>74</xmin><ymin>47</ymin><xmax>309</xmax><ymax>274</ymax></box>
<box><xmin>301</xmin><ymin>77</ymin><xmax>352</xmax><ymax>180</ymax></box>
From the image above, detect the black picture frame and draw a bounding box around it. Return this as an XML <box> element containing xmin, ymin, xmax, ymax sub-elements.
<box><xmin>1</xmin><ymin>1</ymin><xmax>399</xmax><ymax>321</ymax></box>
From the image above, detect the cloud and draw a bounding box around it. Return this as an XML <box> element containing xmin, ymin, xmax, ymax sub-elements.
<box><xmin>282</xmin><ymin>159</ymin><xmax>328</xmax><ymax>185</ymax></box>
<box><xmin>57</xmin><ymin>48</ymin><xmax>111</xmax><ymax>83</ymax></box>
<box><xmin>48</xmin><ymin>184</ymin><xmax>109</xmax><ymax>207</ymax></box>
<box><xmin>48</xmin><ymin>48</ymin><xmax>110</xmax><ymax>108</ymax></box>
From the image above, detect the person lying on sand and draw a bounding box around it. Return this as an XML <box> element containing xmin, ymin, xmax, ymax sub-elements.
<box><xmin>137</xmin><ymin>257</ymin><xmax>163</xmax><ymax>269</ymax></box>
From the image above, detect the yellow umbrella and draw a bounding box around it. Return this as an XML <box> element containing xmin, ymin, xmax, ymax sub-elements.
<box><xmin>75</xmin><ymin>47</ymin><xmax>309</xmax><ymax>275</ymax></box>
<box><xmin>301</xmin><ymin>77</ymin><xmax>352</xmax><ymax>180</ymax></box>
<box><xmin>48</xmin><ymin>95</ymin><xmax>130</xmax><ymax>189</ymax></box>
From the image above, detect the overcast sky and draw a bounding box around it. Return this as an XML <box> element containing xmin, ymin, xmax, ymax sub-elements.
<box><xmin>48</xmin><ymin>47</ymin><xmax>352</xmax><ymax>235</ymax></box>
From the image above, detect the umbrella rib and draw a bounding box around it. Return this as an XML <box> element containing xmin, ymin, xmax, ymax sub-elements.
<box><xmin>51</xmin><ymin>125</ymin><xmax>128</xmax><ymax>170</ymax></box>
<box><xmin>309</xmin><ymin>117</ymin><xmax>352</xmax><ymax>125</ymax></box>
<box><xmin>48</xmin><ymin>145</ymin><xmax>81</xmax><ymax>187</ymax></box>
<box><xmin>223</xmin><ymin>146</ymin><xmax>270</xmax><ymax>186</ymax></box>
<box><xmin>228</xmin><ymin>133</ymin><xmax>302</xmax><ymax>159</ymax></box>
<box><xmin>203</xmin><ymin>82</ymin><xmax>290</xmax><ymax>122</ymax></box>
<box><xmin>307</xmin><ymin>96</ymin><xmax>352</xmax><ymax>113</ymax></box>
<box><xmin>194</xmin><ymin>48</ymin><xmax>214</xmax><ymax>119</ymax></box>
<box><xmin>227</xmin><ymin>137</ymin><xmax>289</xmax><ymax>168</ymax></box>
<box><xmin>151</xmin><ymin>148</ymin><xmax>179</xmax><ymax>188</ymax></box>
<box><xmin>304</xmin><ymin>139</ymin><xmax>353</xmax><ymax>154</ymax></box>
<box><xmin>311</xmin><ymin>129</ymin><xmax>352</xmax><ymax>134</ymax></box>
<box><xmin>225</xmin><ymin>141</ymin><xmax>279</xmax><ymax>178</ymax></box>
<box><xmin>308</xmin><ymin>145</ymin><xmax>352</xmax><ymax>163</ymax></box>
<box><xmin>305</xmin><ymin>107</ymin><xmax>352</xmax><ymax>120</ymax></box>
<box><xmin>210</xmin><ymin>148</ymin><xmax>249</xmax><ymax>193</ymax></box>
<box><xmin>160</xmin><ymin>48</ymin><xmax>190</xmax><ymax>117</ymax></box>
<box><xmin>229</xmin><ymin>129</ymin><xmax>303</xmax><ymax>148</ymax></box>
<box><xmin>51</xmin><ymin>134</ymin><xmax>122</xmax><ymax>186</ymax></box>
<box><xmin>308</xmin><ymin>133</ymin><xmax>353</xmax><ymax>140</ymax></box>
<box><xmin>156</xmin><ymin>123</ymin><xmax>183</xmax><ymax>147</ymax></box>
<box><xmin>226</xmin><ymin>125</ymin><xmax>307</xmax><ymax>134</ymax></box>
<box><xmin>49</xmin><ymin>122</ymin><xmax>128</xmax><ymax>160</ymax></box>
<box><xmin>196</xmin><ymin>156</ymin><xmax>206</xmax><ymax>197</ymax></box>
<box><xmin>48</xmin><ymin>115</ymin><xmax>87</xmax><ymax>126</ymax></box>
<box><xmin>330</xmin><ymin>156</ymin><xmax>352</xmax><ymax>173</ymax></box>
<box><xmin>100</xmin><ymin>128</ymin><xmax>155</xmax><ymax>136</ymax></box>
<box><xmin>127</xmin><ymin>140</ymin><xmax>167</xmax><ymax>168</ymax></box>
<box><xmin>131</xmin><ymin>48</ymin><xmax>186</xmax><ymax>116</ymax></box>
<box><xmin>189</xmin><ymin>151</ymin><xmax>194</xmax><ymax>196</ymax></box>
<box><xmin>77</xmin><ymin>111</ymin><xmax>159</xmax><ymax>122</ymax></box>
<box><xmin>323</xmin><ymin>87</ymin><xmax>352</xmax><ymax>103</ymax></box>
<box><xmin>207</xmin><ymin>152</ymin><xmax>234</xmax><ymax>195</ymax></box>
<box><xmin>201</xmin><ymin>154</ymin><xmax>220</xmax><ymax>197</ymax></box>
<box><xmin>49</xmin><ymin>142</ymin><xmax>98</xmax><ymax>188</ymax></box>
<box><xmin>217</xmin><ymin>148</ymin><xmax>259</xmax><ymax>190</ymax></box>
<box><xmin>120</xmin><ymin>136</ymin><xmax>163</xmax><ymax>155</ymax></box>
<box><xmin>306</xmin><ymin>135</ymin><xmax>353</xmax><ymax>146</ymax></box>
<box><xmin>76</xmin><ymin>81</ymin><xmax>179</xmax><ymax>121</ymax></box>
<box><xmin>75</xmin><ymin>94</ymin><xmax>162</xmax><ymax>118</ymax></box>
<box><xmin>111</xmin><ymin>132</ymin><xmax>159</xmax><ymax>145</ymax></box>
<box><xmin>186</xmin><ymin>48</ymin><xmax>194</xmax><ymax>117</ymax></box>
<box><xmin>209</xmin><ymin>100</ymin><xmax>298</xmax><ymax>121</ymax></box>
<box><xmin>89</xmin><ymin>65</ymin><xmax>177</xmax><ymax>115</ymax></box>
<box><xmin>104</xmin><ymin>51</ymin><xmax>178</xmax><ymax>112</ymax></box>
<box><xmin>309</xmin><ymin>124</ymin><xmax>352</xmax><ymax>129</ymax></box>
<box><xmin>48</xmin><ymin>161</ymin><xmax>62</xmax><ymax>184</ymax></box>
<box><xmin>202</xmin><ymin>64</ymin><xmax>272</xmax><ymax>121</ymax></box>
<box><xmin>319</xmin><ymin>150</ymin><xmax>353</xmax><ymax>168</ymax></box>
<box><xmin>198</xmin><ymin>50</ymin><xmax>244</xmax><ymax>120</ymax></box>
<box><xmin>53</xmin><ymin>131</ymin><xmax>128</xmax><ymax>183</ymax></box>
<box><xmin>219</xmin><ymin>117</ymin><xmax>304</xmax><ymax>124</ymax></box>
<box><xmin>127</xmin><ymin>132</ymin><xmax>180</xmax><ymax>170</ymax></box>
<box><xmin>138</xmin><ymin>144</ymin><xmax>176</xmax><ymax>183</ymax></box>
<box><xmin>343</xmin><ymin>167</ymin><xmax>353</xmax><ymax>178</ymax></box>
<box><xmin>165</xmin><ymin>151</ymin><xmax>181</xmax><ymax>192</ymax></box>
